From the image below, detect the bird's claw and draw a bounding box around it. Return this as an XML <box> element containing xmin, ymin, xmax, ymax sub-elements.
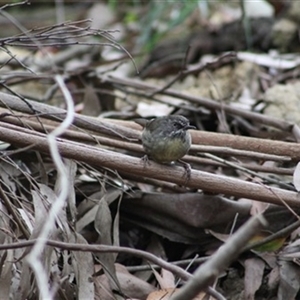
<box><xmin>141</xmin><ymin>155</ymin><xmax>151</xmax><ymax>167</ymax></box>
<box><xmin>178</xmin><ymin>159</ymin><xmax>192</xmax><ymax>184</ymax></box>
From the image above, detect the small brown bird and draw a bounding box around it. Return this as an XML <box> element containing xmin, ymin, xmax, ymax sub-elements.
<box><xmin>139</xmin><ymin>115</ymin><xmax>195</xmax><ymax>179</ymax></box>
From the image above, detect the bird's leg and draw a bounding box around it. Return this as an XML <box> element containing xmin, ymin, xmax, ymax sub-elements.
<box><xmin>178</xmin><ymin>159</ymin><xmax>192</xmax><ymax>183</ymax></box>
<box><xmin>141</xmin><ymin>154</ymin><xmax>151</xmax><ymax>167</ymax></box>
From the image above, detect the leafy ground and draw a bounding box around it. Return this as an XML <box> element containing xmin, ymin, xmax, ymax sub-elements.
<box><xmin>0</xmin><ymin>1</ymin><xmax>300</xmax><ymax>300</ymax></box>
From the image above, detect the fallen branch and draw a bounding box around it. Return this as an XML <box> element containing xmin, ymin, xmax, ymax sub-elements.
<box><xmin>0</xmin><ymin>121</ymin><xmax>299</xmax><ymax>207</ymax></box>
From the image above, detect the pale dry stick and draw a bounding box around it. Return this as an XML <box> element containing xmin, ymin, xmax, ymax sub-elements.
<box><xmin>169</xmin><ymin>214</ymin><xmax>267</xmax><ymax>300</ymax></box>
<box><xmin>26</xmin><ymin>75</ymin><xmax>74</xmax><ymax>300</ymax></box>
<box><xmin>175</xmin><ymin>255</ymin><xmax>199</xmax><ymax>287</ymax></box>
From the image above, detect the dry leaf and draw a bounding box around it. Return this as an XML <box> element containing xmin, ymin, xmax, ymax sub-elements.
<box><xmin>146</xmin><ymin>288</ymin><xmax>206</xmax><ymax>300</ymax></box>
<box><xmin>244</xmin><ymin>257</ymin><xmax>265</xmax><ymax>300</ymax></box>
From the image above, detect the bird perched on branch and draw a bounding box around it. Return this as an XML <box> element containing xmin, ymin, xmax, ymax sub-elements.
<box><xmin>136</xmin><ymin>115</ymin><xmax>195</xmax><ymax>180</ymax></box>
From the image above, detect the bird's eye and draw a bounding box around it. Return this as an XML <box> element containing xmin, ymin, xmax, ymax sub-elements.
<box><xmin>173</xmin><ymin>122</ymin><xmax>184</xmax><ymax>129</ymax></box>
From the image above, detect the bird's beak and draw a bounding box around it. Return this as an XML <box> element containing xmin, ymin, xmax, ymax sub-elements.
<box><xmin>186</xmin><ymin>125</ymin><xmax>196</xmax><ymax>130</ymax></box>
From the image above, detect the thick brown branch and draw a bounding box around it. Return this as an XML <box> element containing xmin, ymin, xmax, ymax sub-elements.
<box><xmin>0</xmin><ymin>122</ymin><xmax>299</xmax><ymax>207</ymax></box>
